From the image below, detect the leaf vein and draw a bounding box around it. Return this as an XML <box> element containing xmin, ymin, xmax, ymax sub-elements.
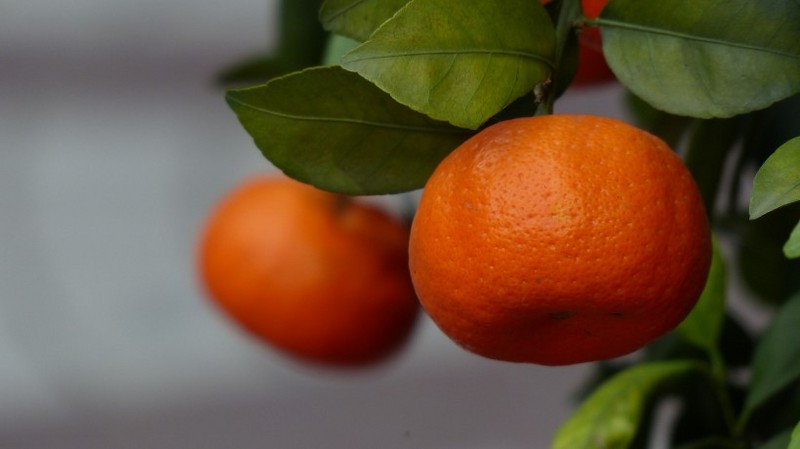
<box><xmin>227</xmin><ymin>95</ymin><xmax>469</xmax><ymax>134</ymax></box>
<box><xmin>346</xmin><ymin>48</ymin><xmax>555</xmax><ymax>68</ymax></box>
<box><xmin>596</xmin><ymin>18</ymin><xmax>799</xmax><ymax>59</ymax></box>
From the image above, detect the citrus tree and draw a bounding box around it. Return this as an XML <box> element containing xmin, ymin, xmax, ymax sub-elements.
<box><xmin>211</xmin><ymin>0</ymin><xmax>800</xmax><ymax>447</ymax></box>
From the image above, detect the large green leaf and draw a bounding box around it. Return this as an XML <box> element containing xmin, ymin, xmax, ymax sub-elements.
<box><xmin>552</xmin><ymin>360</ymin><xmax>699</xmax><ymax>449</ymax></box>
<box><xmin>226</xmin><ymin>66</ymin><xmax>472</xmax><ymax>194</ymax></box>
<box><xmin>676</xmin><ymin>238</ymin><xmax>726</xmax><ymax>357</ymax></box>
<box><xmin>750</xmin><ymin>137</ymin><xmax>800</xmax><ymax>219</ymax></box>
<box><xmin>341</xmin><ymin>0</ymin><xmax>556</xmax><ymax>130</ymax></box>
<box><xmin>319</xmin><ymin>0</ymin><xmax>409</xmax><ymax>42</ymax></box>
<box><xmin>598</xmin><ymin>0</ymin><xmax>800</xmax><ymax>118</ymax></box>
<box><xmin>742</xmin><ymin>293</ymin><xmax>800</xmax><ymax>423</ymax></box>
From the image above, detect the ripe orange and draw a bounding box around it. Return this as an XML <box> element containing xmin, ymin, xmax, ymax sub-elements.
<box><xmin>199</xmin><ymin>175</ymin><xmax>419</xmax><ymax>367</ymax></box>
<box><xmin>409</xmin><ymin>115</ymin><xmax>711</xmax><ymax>366</ymax></box>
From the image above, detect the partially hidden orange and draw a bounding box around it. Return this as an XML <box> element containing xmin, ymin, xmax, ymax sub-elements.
<box><xmin>199</xmin><ymin>175</ymin><xmax>419</xmax><ymax>367</ymax></box>
<box><xmin>409</xmin><ymin>115</ymin><xmax>711</xmax><ymax>366</ymax></box>
<box><xmin>572</xmin><ymin>0</ymin><xmax>615</xmax><ymax>87</ymax></box>
<box><xmin>582</xmin><ymin>0</ymin><xmax>608</xmax><ymax>19</ymax></box>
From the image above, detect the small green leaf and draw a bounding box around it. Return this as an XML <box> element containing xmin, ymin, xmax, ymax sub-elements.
<box><xmin>784</xmin><ymin>221</ymin><xmax>800</xmax><ymax>259</ymax></box>
<box><xmin>319</xmin><ymin>0</ymin><xmax>409</xmax><ymax>41</ymax></box>
<box><xmin>552</xmin><ymin>360</ymin><xmax>699</xmax><ymax>449</ymax></box>
<box><xmin>341</xmin><ymin>0</ymin><xmax>556</xmax><ymax>129</ymax></box>
<box><xmin>750</xmin><ymin>137</ymin><xmax>800</xmax><ymax>219</ymax></box>
<box><xmin>676</xmin><ymin>238</ymin><xmax>726</xmax><ymax>356</ymax></box>
<box><xmin>790</xmin><ymin>421</ymin><xmax>800</xmax><ymax>449</ymax></box>
<box><xmin>742</xmin><ymin>293</ymin><xmax>800</xmax><ymax>423</ymax></box>
<box><xmin>226</xmin><ymin>66</ymin><xmax>471</xmax><ymax>194</ymax></box>
<box><xmin>598</xmin><ymin>0</ymin><xmax>800</xmax><ymax>118</ymax></box>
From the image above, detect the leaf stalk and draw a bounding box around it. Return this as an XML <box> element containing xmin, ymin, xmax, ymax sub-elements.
<box><xmin>537</xmin><ymin>0</ymin><xmax>583</xmax><ymax>115</ymax></box>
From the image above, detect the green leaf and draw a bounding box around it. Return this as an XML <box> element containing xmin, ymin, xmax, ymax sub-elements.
<box><xmin>319</xmin><ymin>0</ymin><xmax>410</xmax><ymax>42</ymax></box>
<box><xmin>598</xmin><ymin>0</ymin><xmax>800</xmax><ymax>118</ymax></box>
<box><xmin>750</xmin><ymin>137</ymin><xmax>800</xmax><ymax>219</ymax></box>
<box><xmin>785</xmin><ymin>220</ymin><xmax>800</xmax><ymax>259</ymax></box>
<box><xmin>742</xmin><ymin>293</ymin><xmax>800</xmax><ymax>424</ymax></box>
<box><xmin>226</xmin><ymin>66</ymin><xmax>471</xmax><ymax>194</ymax></box>
<box><xmin>790</xmin><ymin>421</ymin><xmax>800</xmax><ymax>449</ymax></box>
<box><xmin>552</xmin><ymin>360</ymin><xmax>699</xmax><ymax>449</ymax></box>
<box><xmin>676</xmin><ymin>238</ymin><xmax>726</xmax><ymax>356</ymax></box>
<box><xmin>341</xmin><ymin>0</ymin><xmax>556</xmax><ymax>130</ymax></box>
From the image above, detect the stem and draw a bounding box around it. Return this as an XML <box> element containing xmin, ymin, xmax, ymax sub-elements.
<box><xmin>735</xmin><ymin>409</ymin><xmax>752</xmax><ymax>438</ymax></box>
<box><xmin>708</xmin><ymin>351</ymin><xmax>739</xmax><ymax>438</ymax></box>
<box><xmin>536</xmin><ymin>0</ymin><xmax>583</xmax><ymax>115</ymax></box>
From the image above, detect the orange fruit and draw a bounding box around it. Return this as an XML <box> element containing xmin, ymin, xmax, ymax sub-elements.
<box><xmin>199</xmin><ymin>175</ymin><xmax>419</xmax><ymax>367</ymax></box>
<box><xmin>408</xmin><ymin>115</ymin><xmax>711</xmax><ymax>366</ymax></box>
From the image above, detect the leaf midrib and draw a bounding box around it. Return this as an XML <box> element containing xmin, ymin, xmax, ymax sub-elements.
<box><xmin>345</xmin><ymin>48</ymin><xmax>556</xmax><ymax>68</ymax></box>
<box><xmin>226</xmin><ymin>94</ymin><xmax>470</xmax><ymax>134</ymax></box>
<box><xmin>596</xmin><ymin>18</ymin><xmax>799</xmax><ymax>60</ymax></box>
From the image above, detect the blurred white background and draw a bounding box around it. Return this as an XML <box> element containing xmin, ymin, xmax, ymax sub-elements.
<box><xmin>0</xmin><ymin>1</ymin><xmax>640</xmax><ymax>448</ymax></box>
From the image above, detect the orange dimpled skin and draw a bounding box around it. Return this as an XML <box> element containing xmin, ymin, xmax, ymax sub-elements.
<box><xmin>409</xmin><ymin>115</ymin><xmax>711</xmax><ymax>366</ymax></box>
<box><xmin>199</xmin><ymin>176</ymin><xmax>419</xmax><ymax>367</ymax></box>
